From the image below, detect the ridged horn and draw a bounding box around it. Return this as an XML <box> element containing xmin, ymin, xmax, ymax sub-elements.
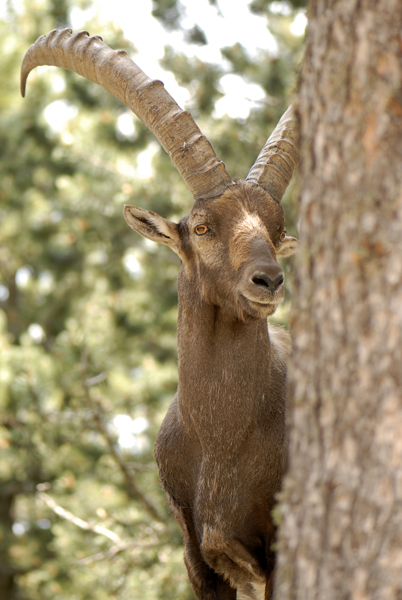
<box><xmin>246</xmin><ymin>104</ymin><xmax>299</xmax><ymax>204</ymax></box>
<box><xmin>21</xmin><ymin>29</ymin><xmax>233</xmax><ymax>201</ymax></box>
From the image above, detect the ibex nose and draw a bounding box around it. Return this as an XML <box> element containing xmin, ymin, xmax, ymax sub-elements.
<box><xmin>251</xmin><ymin>271</ymin><xmax>284</xmax><ymax>292</ymax></box>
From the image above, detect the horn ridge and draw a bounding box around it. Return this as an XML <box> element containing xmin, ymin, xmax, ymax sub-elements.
<box><xmin>21</xmin><ymin>28</ymin><xmax>232</xmax><ymax>201</ymax></box>
<box><xmin>246</xmin><ymin>104</ymin><xmax>299</xmax><ymax>204</ymax></box>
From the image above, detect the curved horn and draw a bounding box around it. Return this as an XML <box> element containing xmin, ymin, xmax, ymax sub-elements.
<box><xmin>21</xmin><ymin>29</ymin><xmax>233</xmax><ymax>201</ymax></box>
<box><xmin>246</xmin><ymin>104</ymin><xmax>299</xmax><ymax>204</ymax></box>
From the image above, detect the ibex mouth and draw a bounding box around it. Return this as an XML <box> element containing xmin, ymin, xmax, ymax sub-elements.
<box><xmin>241</xmin><ymin>294</ymin><xmax>282</xmax><ymax>318</ymax></box>
<box><xmin>239</xmin><ymin>259</ymin><xmax>285</xmax><ymax>318</ymax></box>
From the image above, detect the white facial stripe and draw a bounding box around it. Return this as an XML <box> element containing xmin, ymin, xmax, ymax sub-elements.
<box><xmin>228</xmin><ymin>212</ymin><xmax>273</xmax><ymax>271</ymax></box>
<box><xmin>232</xmin><ymin>211</ymin><xmax>268</xmax><ymax>244</ymax></box>
<box><xmin>236</xmin><ymin>212</ymin><xmax>263</xmax><ymax>234</ymax></box>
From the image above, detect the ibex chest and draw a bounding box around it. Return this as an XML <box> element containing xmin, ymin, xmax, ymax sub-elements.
<box><xmin>176</xmin><ymin>309</ymin><xmax>286</xmax><ymax>446</ymax></box>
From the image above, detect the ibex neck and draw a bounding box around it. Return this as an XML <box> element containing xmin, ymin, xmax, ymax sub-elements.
<box><xmin>176</xmin><ymin>291</ymin><xmax>272</xmax><ymax>444</ymax></box>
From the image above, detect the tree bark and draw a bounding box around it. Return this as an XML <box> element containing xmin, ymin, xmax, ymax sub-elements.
<box><xmin>275</xmin><ymin>1</ymin><xmax>402</xmax><ymax>598</ymax></box>
<box><xmin>0</xmin><ymin>494</ymin><xmax>16</xmax><ymax>600</ymax></box>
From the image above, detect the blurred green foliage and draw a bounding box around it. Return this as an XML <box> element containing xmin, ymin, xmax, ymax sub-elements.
<box><xmin>0</xmin><ymin>0</ymin><xmax>304</xmax><ymax>598</ymax></box>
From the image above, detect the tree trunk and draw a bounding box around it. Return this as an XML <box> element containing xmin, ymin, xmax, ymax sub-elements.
<box><xmin>275</xmin><ymin>1</ymin><xmax>402</xmax><ymax>598</ymax></box>
<box><xmin>0</xmin><ymin>494</ymin><xmax>16</xmax><ymax>600</ymax></box>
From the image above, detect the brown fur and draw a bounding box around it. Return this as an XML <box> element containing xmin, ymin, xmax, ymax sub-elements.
<box><xmin>124</xmin><ymin>180</ymin><xmax>298</xmax><ymax>600</ymax></box>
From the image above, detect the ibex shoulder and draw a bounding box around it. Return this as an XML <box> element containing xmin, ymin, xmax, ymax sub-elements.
<box><xmin>268</xmin><ymin>324</ymin><xmax>292</xmax><ymax>366</ymax></box>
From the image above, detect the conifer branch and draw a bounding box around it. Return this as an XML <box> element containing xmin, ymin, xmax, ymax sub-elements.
<box><xmin>37</xmin><ymin>490</ymin><xmax>121</xmax><ymax>544</ymax></box>
<box><xmin>81</xmin><ymin>358</ymin><xmax>167</xmax><ymax>526</ymax></box>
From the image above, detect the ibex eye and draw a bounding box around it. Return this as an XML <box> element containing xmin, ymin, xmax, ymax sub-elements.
<box><xmin>279</xmin><ymin>231</ymin><xmax>286</xmax><ymax>242</ymax></box>
<box><xmin>195</xmin><ymin>225</ymin><xmax>209</xmax><ymax>235</ymax></box>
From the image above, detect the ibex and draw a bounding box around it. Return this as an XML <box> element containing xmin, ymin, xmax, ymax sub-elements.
<box><xmin>21</xmin><ymin>29</ymin><xmax>299</xmax><ymax>600</ymax></box>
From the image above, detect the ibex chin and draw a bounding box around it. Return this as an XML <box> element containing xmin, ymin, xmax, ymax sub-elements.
<box><xmin>21</xmin><ymin>29</ymin><xmax>299</xmax><ymax>600</ymax></box>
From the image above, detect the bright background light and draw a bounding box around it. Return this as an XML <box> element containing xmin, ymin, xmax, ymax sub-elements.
<box><xmin>112</xmin><ymin>414</ymin><xmax>150</xmax><ymax>453</ymax></box>
<box><xmin>28</xmin><ymin>0</ymin><xmax>306</xmax><ymax>130</ymax></box>
<box><xmin>70</xmin><ymin>0</ymin><xmax>274</xmax><ymax>118</ymax></box>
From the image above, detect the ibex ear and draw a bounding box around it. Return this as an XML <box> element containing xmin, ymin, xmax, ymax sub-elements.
<box><xmin>124</xmin><ymin>205</ymin><xmax>181</xmax><ymax>254</ymax></box>
<box><xmin>276</xmin><ymin>235</ymin><xmax>299</xmax><ymax>258</ymax></box>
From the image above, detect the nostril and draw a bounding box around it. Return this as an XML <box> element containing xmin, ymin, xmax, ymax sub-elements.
<box><xmin>274</xmin><ymin>273</ymin><xmax>284</xmax><ymax>289</ymax></box>
<box><xmin>252</xmin><ymin>272</ymin><xmax>284</xmax><ymax>291</ymax></box>
<box><xmin>252</xmin><ymin>275</ymin><xmax>269</xmax><ymax>288</ymax></box>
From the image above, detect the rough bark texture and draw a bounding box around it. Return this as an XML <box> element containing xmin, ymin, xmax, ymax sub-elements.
<box><xmin>275</xmin><ymin>1</ymin><xmax>402</xmax><ymax>598</ymax></box>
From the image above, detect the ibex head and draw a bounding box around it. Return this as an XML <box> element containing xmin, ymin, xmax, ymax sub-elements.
<box><xmin>21</xmin><ymin>30</ymin><xmax>298</xmax><ymax>323</ymax></box>
<box><xmin>124</xmin><ymin>179</ymin><xmax>297</xmax><ymax>320</ymax></box>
